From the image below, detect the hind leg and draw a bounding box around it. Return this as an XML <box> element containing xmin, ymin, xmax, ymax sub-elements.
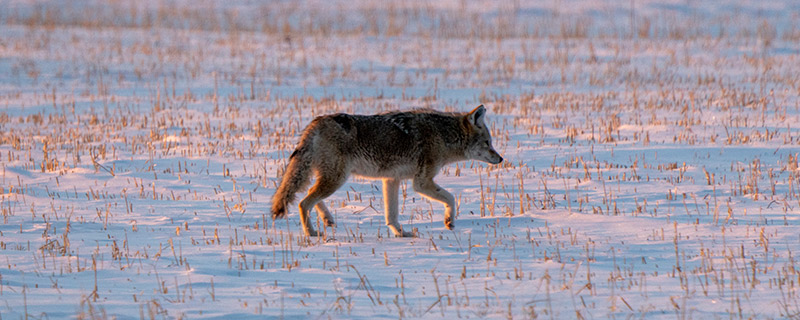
<box><xmin>298</xmin><ymin>169</ymin><xmax>347</xmax><ymax>237</ymax></box>
<box><xmin>315</xmin><ymin>202</ymin><xmax>335</xmax><ymax>227</ymax></box>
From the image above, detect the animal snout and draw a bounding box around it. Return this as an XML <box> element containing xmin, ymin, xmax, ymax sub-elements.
<box><xmin>491</xmin><ymin>151</ymin><xmax>504</xmax><ymax>164</ymax></box>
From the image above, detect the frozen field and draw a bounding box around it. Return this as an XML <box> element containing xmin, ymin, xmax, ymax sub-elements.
<box><xmin>2</xmin><ymin>0</ymin><xmax>800</xmax><ymax>318</ymax></box>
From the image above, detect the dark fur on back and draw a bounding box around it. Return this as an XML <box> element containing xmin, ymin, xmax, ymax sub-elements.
<box><xmin>324</xmin><ymin>109</ymin><xmax>471</xmax><ymax>171</ymax></box>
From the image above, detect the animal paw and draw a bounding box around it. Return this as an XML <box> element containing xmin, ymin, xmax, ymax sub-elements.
<box><xmin>444</xmin><ymin>218</ymin><xmax>454</xmax><ymax>230</ymax></box>
<box><xmin>305</xmin><ymin>229</ymin><xmax>323</xmax><ymax>237</ymax></box>
<box><xmin>392</xmin><ymin>228</ymin><xmax>416</xmax><ymax>238</ymax></box>
<box><xmin>400</xmin><ymin>230</ymin><xmax>416</xmax><ymax>237</ymax></box>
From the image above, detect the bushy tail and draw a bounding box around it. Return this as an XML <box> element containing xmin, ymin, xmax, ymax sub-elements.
<box><xmin>271</xmin><ymin>143</ymin><xmax>313</xmax><ymax>219</ymax></box>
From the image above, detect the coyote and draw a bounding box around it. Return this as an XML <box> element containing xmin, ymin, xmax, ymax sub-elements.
<box><xmin>271</xmin><ymin>105</ymin><xmax>503</xmax><ymax>237</ymax></box>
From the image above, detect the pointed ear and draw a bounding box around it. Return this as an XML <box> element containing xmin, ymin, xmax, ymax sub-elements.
<box><xmin>467</xmin><ymin>105</ymin><xmax>486</xmax><ymax>127</ymax></box>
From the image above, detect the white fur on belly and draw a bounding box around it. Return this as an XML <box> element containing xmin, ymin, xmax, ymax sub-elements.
<box><xmin>349</xmin><ymin>157</ymin><xmax>416</xmax><ymax>179</ymax></box>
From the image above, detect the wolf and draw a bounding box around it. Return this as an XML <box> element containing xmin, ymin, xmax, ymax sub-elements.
<box><xmin>271</xmin><ymin>105</ymin><xmax>503</xmax><ymax>237</ymax></box>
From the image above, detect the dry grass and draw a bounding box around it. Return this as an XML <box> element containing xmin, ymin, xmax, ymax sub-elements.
<box><xmin>1</xmin><ymin>0</ymin><xmax>800</xmax><ymax>318</ymax></box>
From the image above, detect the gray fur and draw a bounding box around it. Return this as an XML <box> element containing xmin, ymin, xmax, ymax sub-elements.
<box><xmin>271</xmin><ymin>105</ymin><xmax>503</xmax><ymax>237</ymax></box>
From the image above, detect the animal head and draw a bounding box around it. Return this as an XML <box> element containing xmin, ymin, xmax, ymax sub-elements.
<box><xmin>464</xmin><ymin>105</ymin><xmax>503</xmax><ymax>165</ymax></box>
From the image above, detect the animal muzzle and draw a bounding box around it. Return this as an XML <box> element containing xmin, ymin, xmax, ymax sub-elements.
<box><xmin>489</xmin><ymin>149</ymin><xmax>503</xmax><ymax>164</ymax></box>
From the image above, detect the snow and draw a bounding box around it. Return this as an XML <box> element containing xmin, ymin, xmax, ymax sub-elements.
<box><xmin>1</xmin><ymin>0</ymin><xmax>800</xmax><ymax>318</ymax></box>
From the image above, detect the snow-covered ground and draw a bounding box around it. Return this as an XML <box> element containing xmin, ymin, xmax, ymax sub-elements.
<box><xmin>2</xmin><ymin>0</ymin><xmax>800</xmax><ymax>318</ymax></box>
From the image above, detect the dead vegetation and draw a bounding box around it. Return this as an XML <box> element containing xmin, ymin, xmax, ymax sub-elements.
<box><xmin>1</xmin><ymin>0</ymin><xmax>799</xmax><ymax>318</ymax></box>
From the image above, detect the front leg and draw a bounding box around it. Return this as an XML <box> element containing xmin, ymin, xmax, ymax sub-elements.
<box><xmin>383</xmin><ymin>178</ymin><xmax>414</xmax><ymax>237</ymax></box>
<box><xmin>412</xmin><ymin>176</ymin><xmax>456</xmax><ymax>230</ymax></box>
